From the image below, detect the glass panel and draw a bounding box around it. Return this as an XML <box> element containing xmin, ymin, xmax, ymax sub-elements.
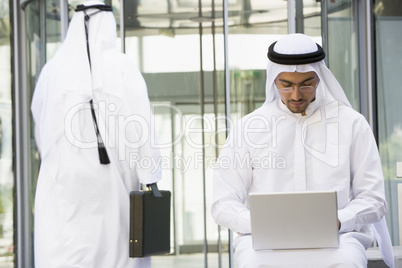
<box><xmin>295</xmin><ymin>0</ymin><xmax>322</xmax><ymax>36</ymax></box>
<box><xmin>0</xmin><ymin>0</ymin><xmax>14</xmax><ymax>266</ymax></box>
<box><xmin>124</xmin><ymin>0</ymin><xmax>228</xmax><ymax>266</ymax></box>
<box><xmin>327</xmin><ymin>0</ymin><xmax>360</xmax><ymax>110</ymax></box>
<box><xmin>45</xmin><ymin>0</ymin><xmax>63</xmax><ymax>58</ymax></box>
<box><xmin>25</xmin><ymin>1</ymin><xmax>42</xmax><ymax>267</ymax></box>
<box><xmin>228</xmin><ymin>0</ymin><xmax>289</xmax><ymax>120</ymax></box>
<box><xmin>375</xmin><ymin>0</ymin><xmax>402</xmax><ymax>245</ymax></box>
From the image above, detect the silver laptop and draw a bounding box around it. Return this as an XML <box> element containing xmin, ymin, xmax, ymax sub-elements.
<box><xmin>249</xmin><ymin>191</ymin><xmax>339</xmax><ymax>250</ymax></box>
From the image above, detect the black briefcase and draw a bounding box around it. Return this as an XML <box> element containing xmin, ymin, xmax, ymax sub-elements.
<box><xmin>129</xmin><ymin>183</ymin><xmax>171</xmax><ymax>258</ymax></box>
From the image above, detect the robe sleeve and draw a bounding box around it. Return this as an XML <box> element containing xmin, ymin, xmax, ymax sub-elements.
<box><xmin>124</xmin><ymin>62</ymin><xmax>162</xmax><ymax>185</ymax></box>
<box><xmin>31</xmin><ymin>67</ymin><xmax>48</xmax><ymax>154</ymax></box>
<box><xmin>211</xmin><ymin>122</ymin><xmax>253</xmax><ymax>234</ymax></box>
<box><xmin>338</xmin><ymin>116</ymin><xmax>388</xmax><ymax>233</ymax></box>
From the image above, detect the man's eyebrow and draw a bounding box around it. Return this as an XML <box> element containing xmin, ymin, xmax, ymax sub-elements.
<box><xmin>277</xmin><ymin>76</ymin><xmax>316</xmax><ymax>85</ymax></box>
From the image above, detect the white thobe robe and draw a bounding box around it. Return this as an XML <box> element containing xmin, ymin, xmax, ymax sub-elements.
<box><xmin>211</xmin><ymin>98</ymin><xmax>389</xmax><ymax>267</ymax></box>
<box><xmin>31</xmin><ymin>2</ymin><xmax>161</xmax><ymax>267</ymax></box>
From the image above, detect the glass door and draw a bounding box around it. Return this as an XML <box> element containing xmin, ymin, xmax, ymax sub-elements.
<box><xmin>375</xmin><ymin>0</ymin><xmax>402</xmax><ymax>245</ymax></box>
<box><xmin>23</xmin><ymin>0</ymin><xmax>65</xmax><ymax>266</ymax></box>
<box><xmin>123</xmin><ymin>0</ymin><xmax>229</xmax><ymax>265</ymax></box>
<box><xmin>326</xmin><ymin>0</ymin><xmax>360</xmax><ymax>110</ymax></box>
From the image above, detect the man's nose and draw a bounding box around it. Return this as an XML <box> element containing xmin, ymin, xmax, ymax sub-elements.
<box><xmin>291</xmin><ymin>87</ymin><xmax>302</xmax><ymax>100</ymax></box>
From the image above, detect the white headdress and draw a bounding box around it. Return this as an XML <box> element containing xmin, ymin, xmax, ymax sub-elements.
<box><xmin>31</xmin><ymin>0</ymin><xmax>159</xmax><ymax>173</ymax></box>
<box><xmin>264</xmin><ymin>33</ymin><xmax>352</xmax><ymax>108</ymax></box>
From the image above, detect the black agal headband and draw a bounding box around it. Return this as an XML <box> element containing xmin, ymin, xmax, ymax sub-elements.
<box><xmin>267</xmin><ymin>41</ymin><xmax>325</xmax><ymax>65</ymax></box>
<box><xmin>75</xmin><ymin>4</ymin><xmax>113</xmax><ymax>12</ymax></box>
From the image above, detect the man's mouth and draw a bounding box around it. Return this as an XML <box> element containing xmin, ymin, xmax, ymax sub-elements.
<box><xmin>289</xmin><ymin>100</ymin><xmax>305</xmax><ymax>107</ymax></box>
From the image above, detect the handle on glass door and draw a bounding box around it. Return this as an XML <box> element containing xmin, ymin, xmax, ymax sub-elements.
<box><xmin>397</xmin><ymin>162</ymin><xmax>402</xmax><ymax>178</ymax></box>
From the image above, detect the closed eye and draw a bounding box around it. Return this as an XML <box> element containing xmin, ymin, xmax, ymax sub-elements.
<box><xmin>302</xmin><ymin>83</ymin><xmax>313</xmax><ymax>87</ymax></box>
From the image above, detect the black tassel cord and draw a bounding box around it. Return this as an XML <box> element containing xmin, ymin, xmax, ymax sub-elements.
<box><xmin>89</xmin><ymin>100</ymin><xmax>110</xmax><ymax>164</ymax></box>
<box><xmin>82</xmin><ymin>7</ymin><xmax>111</xmax><ymax>165</ymax></box>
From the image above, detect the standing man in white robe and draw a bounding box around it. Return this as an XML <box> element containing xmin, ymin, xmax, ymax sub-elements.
<box><xmin>31</xmin><ymin>1</ymin><xmax>161</xmax><ymax>267</ymax></box>
<box><xmin>211</xmin><ymin>33</ymin><xmax>394</xmax><ymax>267</ymax></box>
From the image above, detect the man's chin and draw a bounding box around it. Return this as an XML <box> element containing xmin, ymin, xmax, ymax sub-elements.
<box><xmin>287</xmin><ymin>106</ymin><xmax>306</xmax><ymax>114</ymax></box>
<box><xmin>287</xmin><ymin>101</ymin><xmax>307</xmax><ymax>112</ymax></box>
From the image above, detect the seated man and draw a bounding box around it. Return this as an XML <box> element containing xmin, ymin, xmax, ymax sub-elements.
<box><xmin>211</xmin><ymin>33</ymin><xmax>393</xmax><ymax>268</ymax></box>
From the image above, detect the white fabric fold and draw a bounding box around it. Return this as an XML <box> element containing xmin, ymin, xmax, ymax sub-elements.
<box><xmin>372</xmin><ymin>218</ymin><xmax>395</xmax><ymax>268</ymax></box>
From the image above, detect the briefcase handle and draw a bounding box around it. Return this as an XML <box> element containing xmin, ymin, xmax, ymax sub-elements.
<box><xmin>146</xmin><ymin>183</ymin><xmax>163</xmax><ymax>198</ymax></box>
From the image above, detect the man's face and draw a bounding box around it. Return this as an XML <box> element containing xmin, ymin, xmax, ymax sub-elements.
<box><xmin>275</xmin><ymin>71</ymin><xmax>319</xmax><ymax>115</ymax></box>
